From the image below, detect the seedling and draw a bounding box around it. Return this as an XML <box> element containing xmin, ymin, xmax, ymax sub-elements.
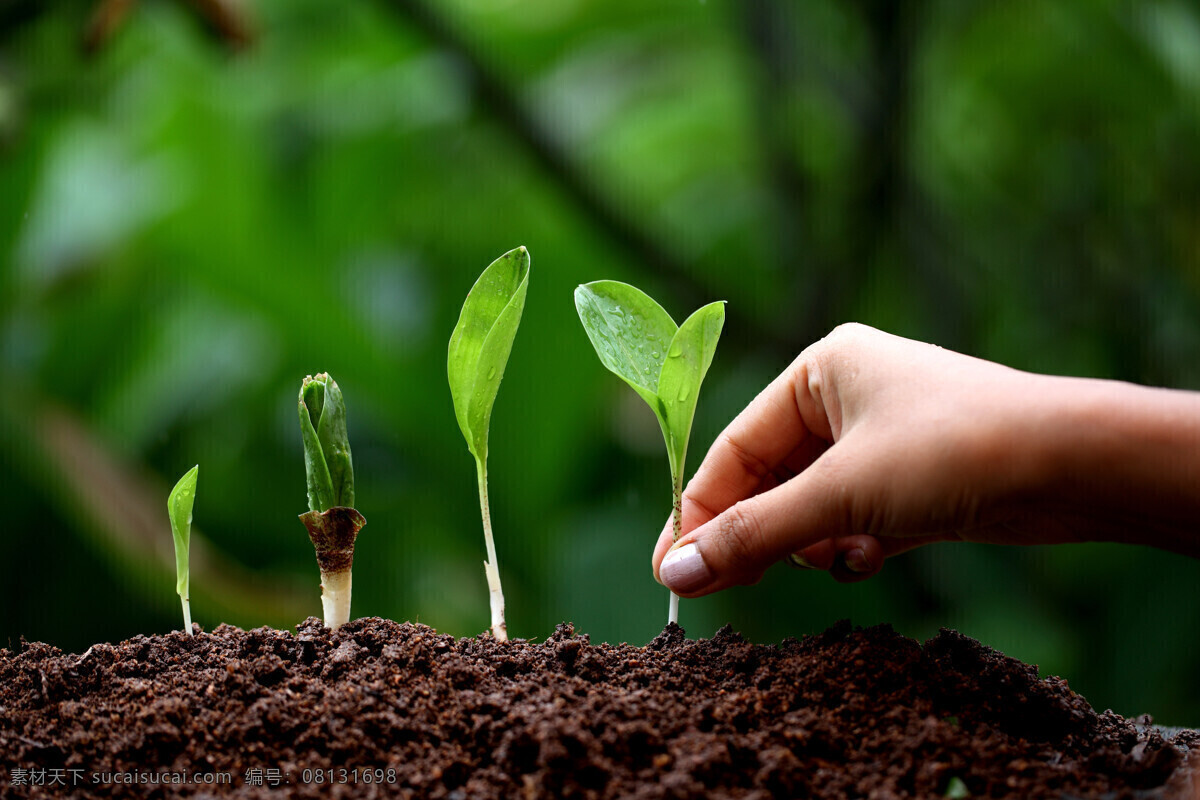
<box><xmin>574</xmin><ymin>281</ymin><xmax>724</xmax><ymax>626</ymax></box>
<box><xmin>447</xmin><ymin>246</ymin><xmax>530</xmax><ymax>642</ymax></box>
<box><xmin>298</xmin><ymin>372</ymin><xmax>366</xmax><ymax>630</ymax></box>
<box><xmin>944</xmin><ymin>776</ymin><xmax>970</xmax><ymax>798</ymax></box>
<box><xmin>167</xmin><ymin>465</ymin><xmax>198</xmax><ymax>636</ymax></box>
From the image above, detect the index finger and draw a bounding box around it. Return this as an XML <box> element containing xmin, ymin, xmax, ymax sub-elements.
<box><xmin>678</xmin><ymin>355</ymin><xmax>823</xmax><ymax>535</ymax></box>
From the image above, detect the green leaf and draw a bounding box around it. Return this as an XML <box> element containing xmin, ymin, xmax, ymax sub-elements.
<box><xmin>167</xmin><ymin>465</ymin><xmax>198</xmax><ymax>599</ymax></box>
<box><xmin>658</xmin><ymin>301</ymin><xmax>725</xmax><ymax>478</ymax></box>
<box><xmin>572</xmin><ymin>280</ymin><xmax>676</xmax><ymax>413</ymax></box>
<box><xmin>299</xmin><ymin>373</ymin><xmax>354</xmax><ymax>512</ymax></box>
<box><xmin>575</xmin><ymin>282</ymin><xmax>724</xmax><ymax>481</ymax></box>
<box><xmin>448</xmin><ymin>246</ymin><xmax>530</xmax><ymax>463</ymax></box>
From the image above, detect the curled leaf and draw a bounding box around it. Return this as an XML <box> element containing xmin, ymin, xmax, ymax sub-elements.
<box><xmin>448</xmin><ymin>246</ymin><xmax>530</xmax><ymax>463</ymax></box>
<box><xmin>167</xmin><ymin>465</ymin><xmax>198</xmax><ymax>600</ymax></box>
<box><xmin>658</xmin><ymin>301</ymin><xmax>725</xmax><ymax>477</ymax></box>
<box><xmin>299</xmin><ymin>373</ymin><xmax>354</xmax><ymax>512</ymax></box>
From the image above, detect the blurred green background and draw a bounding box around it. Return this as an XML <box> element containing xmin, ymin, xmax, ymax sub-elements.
<box><xmin>2</xmin><ymin>0</ymin><xmax>1199</xmax><ymax>724</ymax></box>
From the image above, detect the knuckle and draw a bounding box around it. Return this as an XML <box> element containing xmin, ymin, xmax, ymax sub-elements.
<box><xmin>679</xmin><ymin>485</ymin><xmax>718</xmax><ymax>524</ymax></box>
<box><xmin>719</xmin><ymin>431</ymin><xmax>771</xmax><ymax>482</ymax></box>
<box><xmin>824</xmin><ymin>322</ymin><xmax>868</xmax><ymax>349</ymax></box>
<box><xmin>716</xmin><ymin>501</ymin><xmax>767</xmax><ymax>578</ymax></box>
<box><xmin>817</xmin><ymin>323</ymin><xmax>872</xmax><ymax>368</ymax></box>
<box><xmin>813</xmin><ymin>455</ymin><xmax>875</xmax><ymax>534</ymax></box>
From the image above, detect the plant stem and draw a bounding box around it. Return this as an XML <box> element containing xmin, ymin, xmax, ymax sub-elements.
<box><xmin>476</xmin><ymin>460</ymin><xmax>508</xmax><ymax>641</ymax></box>
<box><xmin>180</xmin><ymin>596</ymin><xmax>193</xmax><ymax>637</ymax></box>
<box><xmin>668</xmin><ymin>469</ymin><xmax>684</xmax><ymax>626</ymax></box>
<box><xmin>672</xmin><ymin>470</ymin><xmax>684</xmax><ymax>542</ymax></box>
<box><xmin>299</xmin><ymin>507</ymin><xmax>365</xmax><ymax>631</ymax></box>
<box><xmin>320</xmin><ymin>569</ymin><xmax>352</xmax><ymax>630</ymax></box>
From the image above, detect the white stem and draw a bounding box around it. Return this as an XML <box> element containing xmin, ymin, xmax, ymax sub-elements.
<box><xmin>320</xmin><ymin>569</ymin><xmax>352</xmax><ymax>630</ymax></box>
<box><xmin>180</xmin><ymin>596</ymin><xmax>193</xmax><ymax>637</ymax></box>
<box><xmin>477</xmin><ymin>462</ymin><xmax>508</xmax><ymax>641</ymax></box>
<box><xmin>485</xmin><ymin>559</ymin><xmax>507</xmax><ymax>641</ymax></box>
<box><xmin>668</xmin><ymin>591</ymin><xmax>679</xmax><ymax>626</ymax></box>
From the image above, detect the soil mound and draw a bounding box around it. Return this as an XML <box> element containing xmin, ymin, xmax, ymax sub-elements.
<box><xmin>1</xmin><ymin>618</ymin><xmax>1196</xmax><ymax>798</ymax></box>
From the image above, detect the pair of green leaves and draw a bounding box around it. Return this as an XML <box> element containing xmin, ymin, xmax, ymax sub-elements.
<box><xmin>299</xmin><ymin>373</ymin><xmax>354</xmax><ymax>513</ymax></box>
<box><xmin>574</xmin><ymin>281</ymin><xmax>725</xmax><ymax>484</ymax></box>
<box><xmin>447</xmin><ymin>246</ymin><xmax>530</xmax><ymax>464</ymax></box>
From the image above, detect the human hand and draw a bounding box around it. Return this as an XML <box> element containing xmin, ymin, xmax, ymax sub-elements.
<box><xmin>651</xmin><ymin>323</ymin><xmax>1200</xmax><ymax>597</ymax></box>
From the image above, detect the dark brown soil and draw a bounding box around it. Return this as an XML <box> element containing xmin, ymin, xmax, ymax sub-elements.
<box><xmin>1</xmin><ymin>618</ymin><xmax>1196</xmax><ymax>799</ymax></box>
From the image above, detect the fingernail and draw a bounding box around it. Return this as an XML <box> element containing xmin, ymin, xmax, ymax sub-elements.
<box><xmin>844</xmin><ymin>548</ymin><xmax>871</xmax><ymax>573</ymax></box>
<box><xmin>786</xmin><ymin>554</ymin><xmax>819</xmax><ymax>570</ymax></box>
<box><xmin>660</xmin><ymin>543</ymin><xmax>714</xmax><ymax>594</ymax></box>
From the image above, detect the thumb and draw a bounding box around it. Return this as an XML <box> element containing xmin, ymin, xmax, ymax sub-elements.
<box><xmin>658</xmin><ymin>467</ymin><xmax>850</xmax><ymax>597</ymax></box>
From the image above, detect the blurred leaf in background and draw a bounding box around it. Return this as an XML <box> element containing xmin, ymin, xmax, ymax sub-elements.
<box><xmin>1</xmin><ymin>0</ymin><xmax>1198</xmax><ymax>725</ymax></box>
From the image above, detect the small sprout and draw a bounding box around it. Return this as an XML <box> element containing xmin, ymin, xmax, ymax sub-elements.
<box><xmin>298</xmin><ymin>373</ymin><xmax>366</xmax><ymax>630</ymax></box>
<box><xmin>167</xmin><ymin>465</ymin><xmax>199</xmax><ymax>636</ymax></box>
<box><xmin>299</xmin><ymin>372</ymin><xmax>354</xmax><ymax>512</ymax></box>
<box><xmin>943</xmin><ymin>776</ymin><xmax>970</xmax><ymax>798</ymax></box>
<box><xmin>447</xmin><ymin>246</ymin><xmax>530</xmax><ymax>642</ymax></box>
<box><xmin>575</xmin><ymin>281</ymin><xmax>724</xmax><ymax>626</ymax></box>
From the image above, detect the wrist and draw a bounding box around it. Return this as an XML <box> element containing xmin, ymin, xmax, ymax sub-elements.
<box><xmin>1027</xmin><ymin>375</ymin><xmax>1200</xmax><ymax>556</ymax></box>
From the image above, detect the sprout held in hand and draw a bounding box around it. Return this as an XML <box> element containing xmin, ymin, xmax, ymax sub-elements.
<box><xmin>448</xmin><ymin>246</ymin><xmax>530</xmax><ymax>641</ymax></box>
<box><xmin>167</xmin><ymin>465</ymin><xmax>199</xmax><ymax>636</ymax></box>
<box><xmin>298</xmin><ymin>372</ymin><xmax>366</xmax><ymax>630</ymax></box>
<box><xmin>575</xmin><ymin>281</ymin><xmax>724</xmax><ymax>626</ymax></box>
